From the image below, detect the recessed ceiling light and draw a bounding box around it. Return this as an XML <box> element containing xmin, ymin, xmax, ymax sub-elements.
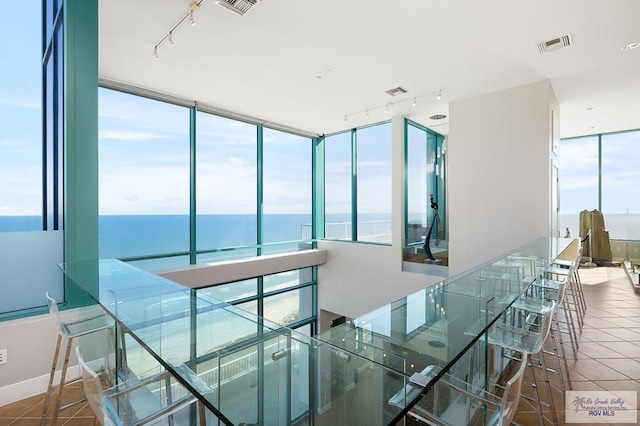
<box><xmin>621</xmin><ymin>42</ymin><xmax>640</xmax><ymax>51</ymax></box>
<box><xmin>430</xmin><ymin>114</ymin><xmax>447</xmax><ymax>120</ymax></box>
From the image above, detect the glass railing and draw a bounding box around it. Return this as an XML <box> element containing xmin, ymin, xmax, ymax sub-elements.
<box><xmin>60</xmin><ymin>237</ymin><xmax>572</xmax><ymax>425</ymax></box>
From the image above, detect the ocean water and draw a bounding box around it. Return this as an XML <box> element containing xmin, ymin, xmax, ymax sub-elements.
<box><xmin>0</xmin><ymin>214</ymin><xmax>390</xmax><ymax>260</ymax></box>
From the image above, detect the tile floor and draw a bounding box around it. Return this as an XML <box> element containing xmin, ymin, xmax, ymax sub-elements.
<box><xmin>513</xmin><ymin>266</ymin><xmax>640</xmax><ymax>426</ymax></box>
<box><xmin>1</xmin><ymin>266</ymin><xmax>638</xmax><ymax>425</ymax></box>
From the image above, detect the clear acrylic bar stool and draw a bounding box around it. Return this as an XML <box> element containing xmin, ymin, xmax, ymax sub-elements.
<box><xmin>41</xmin><ymin>292</ymin><xmax>113</xmax><ymax>426</ymax></box>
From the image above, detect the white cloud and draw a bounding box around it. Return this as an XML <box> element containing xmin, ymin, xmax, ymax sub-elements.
<box><xmin>99</xmin><ymin>129</ymin><xmax>170</xmax><ymax>141</ymax></box>
<box><xmin>0</xmin><ymin>96</ymin><xmax>40</xmax><ymax>110</ymax></box>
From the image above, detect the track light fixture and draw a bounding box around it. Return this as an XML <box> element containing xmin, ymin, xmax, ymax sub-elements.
<box><xmin>342</xmin><ymin>88</ymin><xmax>444</xmax><ymax>126</ymax></box>
<box><xmin>152</xmin><ymin>1</ymin><xmax>203</xmax><ymax>59</ymax></box>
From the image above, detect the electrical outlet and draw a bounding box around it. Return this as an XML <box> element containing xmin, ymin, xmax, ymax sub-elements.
<box><xmin>0</xmin><ymin>349</ymin><xmax>7</xmax><ymax>365</ymax></box>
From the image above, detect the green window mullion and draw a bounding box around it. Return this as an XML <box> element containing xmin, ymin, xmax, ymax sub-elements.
<box><xmin>257</xmin><ymin>125</ymin><xmax>263</xmax><ymax>256</ymax></box>
<box><xmin>189</xmin><ymin>106</ymin><xmax>197</xmax><ymax>264</ymax></box>
<box><xmin>312</xmin><ymin>137</ymin><xmax>325</xmax><ymax>241</ymax></box>
<box><xmin>351</xmin><ymin>129</ymin><xmax>357</xmax><ymax>241</ymax></box>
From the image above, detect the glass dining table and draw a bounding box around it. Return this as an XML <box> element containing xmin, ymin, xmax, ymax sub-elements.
<box><xmin>60</xmin><ymin>237</ymin><xmax>572</xmax><ymax>425</ymax></box>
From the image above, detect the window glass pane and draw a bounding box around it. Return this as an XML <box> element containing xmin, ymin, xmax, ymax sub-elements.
<box><xmin>263</xmin><ymin>287</ymin><xmax>313</xmax><ymax>327</ymax></box>
<box><xmin>196</xmin><ymin>300</ymin><xmax>257</xmax><ymax>357</ymax></box>
<box><xmin>406</xmin><ymin>124</ymin><xmax>431</xmax><ymax>245</ymax></box>
<box><xmin>0</xmin><ymin>0</ymin><xmax>42</xmax><ymax>231</ymax></box>
<box><xmin>356</xmin><ymin>123</ymin><xmax>392</xmax><ymax>243</ymax></box>
<box><xmin>196</xmin><ymin>112</ymin><xmax>257</xmax><ymax>251</ymax></box>
<box><xmin>199</xmin><ymin>278</ymin><xmax>258</xmax><ymax>303</ymax></box>
<box><xmin>325</xmin><ymin>131</ymin><xmax>352</xmax><ymax>240</ymax></box>
<box><xmin>262</xmin><ymin>128</ymin><xmax>312</xmax><ymax>248</ymax></box>
<box><xmin>264</xmin><ymin>267</ymin><xmax>313</xmax><ymax>294</ymax></box>
<box><xmin>98</xmin><ymin>88</ymin><xmax>190</xmax><ymax>258</ymax></box>
<box><xmin>55</xmin><ymin>25</ymin><xmax>64</xmax><ymax>229</ymax></box>
<box><xmin>601</xmin><ymin>130</ymin><xmax>640</xmax><ymax>240</ymax></box>
<box><xmin>559</xmin><ymin>136</ymin><xmax>599</xmax><ymax>238</ymax></box>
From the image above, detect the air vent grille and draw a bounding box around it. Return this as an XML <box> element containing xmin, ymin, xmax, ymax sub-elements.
<box><xmin>537</xmin><ymin>33</ymin><xmax>573</xmax><ymax>53</ymax></box>
<box><xmin>216</xmin><ymin>0</ymin><xmax>259</xmax><ymax>16</ymax></box>
<box><xmin>385</xmin><ymin>87</ymin><xmax>408</xmax><ymax>97</ymax></box>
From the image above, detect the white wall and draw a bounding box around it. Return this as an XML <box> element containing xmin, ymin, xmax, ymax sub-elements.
<box><xmin>316</xmin><ymin>241</ymin><xmax>440</xmax><ymax>322</ymax></box>
<box><xmin>447</xmin><ymin>80</ymin><xmax>557</xmax><ymax>274</ymax></box>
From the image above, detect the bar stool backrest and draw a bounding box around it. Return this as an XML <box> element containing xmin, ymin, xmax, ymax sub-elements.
<box><xmin>498</xmin><ymin>352</ymin><xmax>529</xmax><ymax>425</ymax></box>
<box><xmin>45</xmin><ymin>292</ymin><xmax>62</xmax><ymax>336</ymax></box>
<box><xmin>76</xmin><ymin>346</ymin><xmax>111</xmax><ymax>426</ymax></box>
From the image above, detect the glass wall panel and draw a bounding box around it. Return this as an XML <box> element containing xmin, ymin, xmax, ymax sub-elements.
<box><xmin>601</xmin><ymin>130</ymin><xmax>640</xmax><ymax>240</ymax></box>
<box><xmin>356</xmin><ymin>123</ymin><xmax>392</xmax><ymax>243</ymax></box>
<box><xmin>559</xmin><ymin>136</ymin><xmax>599</xmax><ymax>238</ymax></box>
<box><xmin>264</xmin><ymin>267</ymin><xmax>312</xmax><ymax>294</ymax></box>
<box><xmin>262</xmin><ymin>128</ymin><xmax>312</xmax><ymax>251</ymax></box>
<box><xmin>0</xmin><ymin>0</ymin><xmax>42</xmax><ymax>231</ymax></box>
<box><xmin>199</xmin><ymin>278</ymin><xmax>258</xmax><ymax>303</ymax></box>
<box><xmin>324</xmin><ymin>131</ymin><xmax>352</xmax><ymax>240</ymax></box>
<box><xmin>196</xmin><ymin>112</ymin><xmax>257</xmax><ymax>251</ymax></box>
<box><xmin>98</xmin><ymin>88</ymin><xmax>190</xmax><ymax>258</ymax></box>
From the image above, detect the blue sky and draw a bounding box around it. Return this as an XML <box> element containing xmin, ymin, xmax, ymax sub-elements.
<box><xmin>0</xmin><ymin>1</ymin><xmax>42</xmax><ymax>216</ymax></box>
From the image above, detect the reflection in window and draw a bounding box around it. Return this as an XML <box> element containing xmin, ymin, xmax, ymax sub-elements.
<box><xmin>356</xmin><ymin>123</ymin><xmax>392</xmax><ymax>243</ymax></box>
<box><xmin>264</xmin><ymin>287</ymin><xmax>313</xmax><ymax>327</ymax></box>
<box><xmin>98</xmin><ymin>88</ymin><xmax>190</xmax><ymax>258</ymax></box>
<box><xmin>264</xmin><ymin>267</ymin><xmax>312</xmax><ymax>294</ymax></box>
<box><xmin>262</xmin><ymin>128</ymin><xmax>312</xmax><ymax>252</ymax></box>
<box><xmin>199</xmin><ymin>278</ymin><xmax>258</xmax><ymax>303</ymax></box>
<box><xmin>601</xmin><ymin>130</ymin><xmax>640</xmax><ymax>240</ymax></box>
<box><xmin>0</xmin><ymin>0</ymin><xmax>42</xmax><ymax>232</ymax></box>
<box><xmin>324</xmin><ymin>131</ymin><xmax>352</xmax><ymax>240</ymax></box>
<box><xmin>559</xmin><ymin>136</ymin><xmax>599</xmax><ymax>238</ymax></box>
<box><xmin>196</xmin><ymin>112</ymin><xmax>257</xmax><ymax>251</ymax></box>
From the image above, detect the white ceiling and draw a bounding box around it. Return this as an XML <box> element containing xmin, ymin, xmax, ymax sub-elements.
<box><xmin>99</xmin><ymin>0</ymin><xmax>640</xmax><ymax>138</ymax></box>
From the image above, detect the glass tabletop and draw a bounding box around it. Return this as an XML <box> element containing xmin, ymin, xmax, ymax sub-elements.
<box><xmin>60</xmin><ymin>237</ymin><xmax>573</xmax><ymax>425</ymax></box>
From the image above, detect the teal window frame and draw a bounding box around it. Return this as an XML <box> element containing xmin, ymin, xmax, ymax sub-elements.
<box><xmin>403</xmin><ymin>118</ymin><xmax>445</xmax><ymax>249</ymax></box>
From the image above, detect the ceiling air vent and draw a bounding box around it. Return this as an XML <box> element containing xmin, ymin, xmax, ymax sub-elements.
<box><xmin>385</xmin><ymin>87</ymin><xmax>408</xmax><ymax>97</ymax></box>
<box><xmin>216</xmin><ymin>0</ymin><xmax>259</xmax><ymax>16</ymax></box>
<box><xmin>537</xmin><ymin>33</ymin><xmax>573</xmax><ymax>53</ymax></box>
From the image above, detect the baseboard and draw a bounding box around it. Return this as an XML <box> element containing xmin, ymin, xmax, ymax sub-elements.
<box><xmin>0</xmin><ymin>366</ymin><xmax>79</xmax><ymax>407</ymax></box>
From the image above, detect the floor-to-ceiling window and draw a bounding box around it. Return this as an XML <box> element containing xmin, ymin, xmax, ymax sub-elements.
<box><xmin>324</xmin><ymin>132</ymin><xmax>352</xmax><ymax>240</ymax></box>
<box><xmin>0</xmin><ymin>1</ymin><xmax>43</xmax><ymax>233</ymax></box>
<box><xmin>403</xmin><ymin>119</ymin><xmax>446</xmax><ymax>265</ymax></box>
<box><xmin>356</xmin><ymin>123</ymin><xmax>392</xmax><ymax>243</ymax></box>
<box><xmin>560</xmin><ymin>129</ymin><xmax>640</xmax><ymax>241</ymax></box>
<box><xmin>196</xmin><ymin>112</ymin><xmax>257</xmax><ymax>262</ymax></box>
<box><xmin>323</xmin><ymin>121</ymin><xmax>393</xmax><ymax>244</ymax></box>
<box><xmin>262</xmin><ymin>128</ymin><xmax>313</xmax><ymax>254</ymax></box>
<box><xmin>559</xmin><ymin>135</ymin><xmax>599</xmax><ymax>237</ymax></box>
<box><xmin>99</xmin><ymin>88</ymin><xmax>190</xmax><ymax>262</ymax></box>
